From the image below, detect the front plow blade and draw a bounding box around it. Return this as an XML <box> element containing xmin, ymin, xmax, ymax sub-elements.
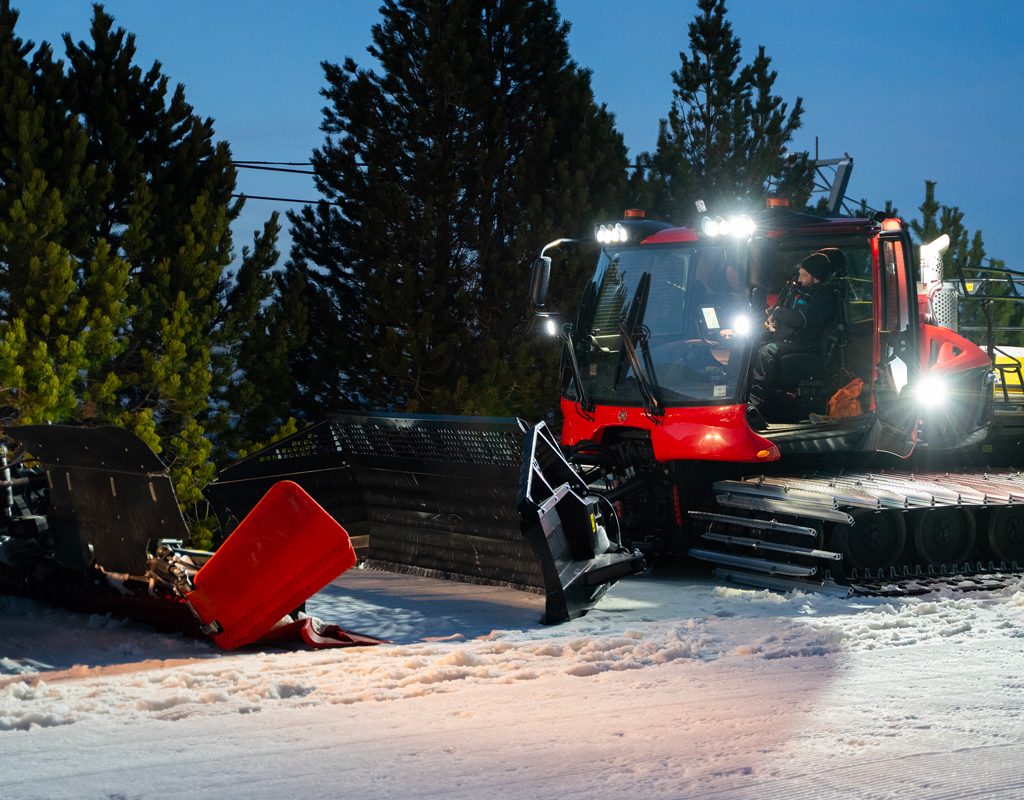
<box><xmin>518</xmin><ymin>423</ymin><xmax>646</xmax><ymax>624</ymax></box>
<box><xmin>186</xmin><ymin>481</ymin><xmax>358</xmax><ymax>650</ymax></box>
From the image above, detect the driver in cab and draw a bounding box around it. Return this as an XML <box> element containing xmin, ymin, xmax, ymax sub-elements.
<box><xmin>746</xmin><ymin>250</ymin><xmax>840</xmax><ymax>431</ymax></box>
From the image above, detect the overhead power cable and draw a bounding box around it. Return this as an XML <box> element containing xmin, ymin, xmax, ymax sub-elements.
<box><xmin>233</xmin><ymin>163</ymin><xmax>314</xmax><ymax>175</ymax></box>
<box><xmin>232</xmin><ymin>193</ymin><xmax>340</xmax><ymax>206</ymax></box>
<box><xmin>234</xmin><ymin>160</ymin><xmax>312</xmax><ymax>166</ymax></box>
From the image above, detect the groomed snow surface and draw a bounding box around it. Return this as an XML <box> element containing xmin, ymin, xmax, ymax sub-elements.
<box><xmin>4</xmin><ymin>564</ymin><xmax>1024</xmax><ymax>799</ymax></box>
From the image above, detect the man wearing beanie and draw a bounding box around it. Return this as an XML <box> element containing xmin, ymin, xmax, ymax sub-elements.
<box><xmin>746</xmin><ymin>250</ymin><xmax>840</xmax><ymax>431</ymax></box>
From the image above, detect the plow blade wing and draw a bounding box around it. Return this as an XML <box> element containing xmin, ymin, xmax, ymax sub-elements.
<box><xmin>205</xmin><ymin>413</ymin><xmax>642</xmax><ymax>624</ymax></box>
<box><xmin>517</xmin><ymin>423</ymin><xmax>647</xmax><ymax>624</ymax></box>
<box><xmin>4</xmin><ymin>424</ymin><xmax>190</xmax><ymax>575</ymax></box>
<box><xmin>187</xmin><ymin>481</ymin><xmax>358</xmax><ymax>650</ymax></box>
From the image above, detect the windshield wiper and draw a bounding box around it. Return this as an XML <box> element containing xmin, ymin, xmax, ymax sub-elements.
<box><xmin>615</xmin><ymin>318</ymin><xmax>664</xmax><ymax>419</ymax></box>
<box><xmin>610</xmin><ymin>272</ymin><xmax>664</xmax><ymax>420</ymax></box>
<box><xmin>557</xmin><ymin>322</ymin><xmax>595</xmax><ymax>414</ymax></box>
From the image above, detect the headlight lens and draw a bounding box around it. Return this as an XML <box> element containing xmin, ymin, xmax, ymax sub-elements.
<box><xmin>918</xmin><ymin>374</ymin><xmax>948</xmax><ymax>407</ymax></box>
<box><xmin>700</xmin><ymin>214</ymin><xmax>755</xmax><ymax>239</ymax></box>
<box><xmin>545</xmin><ymin>318</ymin><xmax>559</xmax><ymax>337</ymax></box>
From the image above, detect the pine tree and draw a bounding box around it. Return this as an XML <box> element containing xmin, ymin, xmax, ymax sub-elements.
<box><xmin>908</xmin><ymin>180</ymin><xmax>1020</xmax><ymax>346</ymax></box>
<box><xmin>0</xmin><ymin>3</ymin><xmax>299</xmax><ymax>545</ymax></box>
<box><xmin>216</xmin><ymin>212</ymin><xmax>307</xmax><ymax>460</ymax></box>
<box><xmin>0</xmin><ymin>2</ymin><xmax>126</xmax><ymax>427</ymax></box>
<box><xmin>285</xmin><ymin>0</ymin><xmax>628</xmax><ymax>419</ymax></box>
<box><xmin>640</xmin><ymin>0</ymin><xmax>813</xmax><ymax>223</ymax></box>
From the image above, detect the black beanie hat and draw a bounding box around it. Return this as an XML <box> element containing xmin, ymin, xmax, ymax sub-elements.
<box><xmin>818</xmin><ymin>247</ymin><xmax>846</xmax><ymax>277</ymax></box>
<box><xmin>800</xmin><ymin>251</ymin><xmax>832</xmax><ymax>282</ymax></box>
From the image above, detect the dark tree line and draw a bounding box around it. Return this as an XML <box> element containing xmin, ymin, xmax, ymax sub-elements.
<box><xmin>1</xmin><ymin>0</ymin><xmax>823</xmax><ymax>538</ymax></box>
<box><xmin>0</xmin><ymin>2</ymin><xmax>303</xmax><ymax>544</ymax></box>
<box><xmin>283</xmin><ymin>0</ymin><xmax>813</xmax><ymax>422</ymax></box>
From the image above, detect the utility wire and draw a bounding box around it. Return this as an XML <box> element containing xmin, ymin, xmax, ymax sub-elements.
<box><xmin>232</xmin><ymin>193</ymin><xmax>340</xmax><ymax>206</ymax></box>
<box><xmin>233</xmin><ymin>163</ymin><xmax>314</xmax><ymax>175</ymax></box>
<box><xmin>232</xmin><ymin>159</ymin><xmax>650</xmax><ymax>173</ymax></box>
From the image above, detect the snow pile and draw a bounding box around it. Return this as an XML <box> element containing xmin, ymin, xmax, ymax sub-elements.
<box><xmin>0</xmin><ymin>616</ymin><xmax>714</xmax><ymax>731</ymax></box>
<box><xmin>3</xmin><ymin>571</ymin><xmax>1024</xmax><ymax>735</ymax></box>
<box><xmin>798</xmin><ymin>579</ymin><xmax>1024</xmax><ymax>650</ymax></box>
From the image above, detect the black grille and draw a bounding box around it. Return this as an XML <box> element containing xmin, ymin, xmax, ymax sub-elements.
<box><xmin>328</xmin><ymin>416</ymin><xmax>522</xmax><ymax>467</ymax></box>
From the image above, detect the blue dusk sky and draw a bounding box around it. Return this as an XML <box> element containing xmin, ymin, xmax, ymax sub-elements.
<box><xmin>12</xmin><ymin>1</ymin><xmax>1024</xmax><ymax>269</ymax></box>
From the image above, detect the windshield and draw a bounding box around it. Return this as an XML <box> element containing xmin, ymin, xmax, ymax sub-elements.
<box><xmin>568</xmin><ymin>242</ymin><xmax>754</xmax><ymax>407</ymax></box>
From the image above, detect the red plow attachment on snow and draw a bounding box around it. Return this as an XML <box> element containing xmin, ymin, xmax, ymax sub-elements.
<box><xmin>0</xmin><ymin>425</ymin><xmax>385</xmax><ymax>650</ymax></box>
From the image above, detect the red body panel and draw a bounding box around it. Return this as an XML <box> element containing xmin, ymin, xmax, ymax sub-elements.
<box><xmin>870</xmin><ymin>235</ymin><xmax>881</xmax><ymax>411</ymax></box>
<box><xmin>561</xmin><ymin>397</ymin><xmax>780</xmax><ymax>464</ymax></box>
<box><xmin>640</xmin><ymin>226</ymin><xmax>699</xmax><ymax>244</ymax></box>
<box><xmin>186</xmin><ymin>481</ymin><xmax>357</xmax><ymax>650</ymax></box>
<box><xmin>918</xmin><ymin>323</ymin><xmax>993</xmax><ymax>374</ymax></box>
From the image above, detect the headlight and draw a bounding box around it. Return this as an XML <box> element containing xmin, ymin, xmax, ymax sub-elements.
<box><xmin>700</xmin><ymin>215</ymin><xmax>755</xmax><ymax>239</ymax></box>
<box><xmin>545</xmin><ymin>318</ymin><xmax>559</xmax><ymax>336</ymax></box>
<box><xmin>917</xmin><ymin>374</ymin><xmax>948</xmax><ymax>407</ymax></box>
<box><xmin>701</xmin><ymin>216</ymin><xmax>720</xmax><ymax>237</ymax></box>
<box><xmin>595</xmin><ymin>222</ymin><xmax>629</xmax><ymax>244</ymax></box>
<box><xmin>735</xmin><ymin>215</ymin><xmax>756</xmax><ymax>237</ymax></box>
<box><xmin>732</xmin><ymin>315</ymin><xmax>751</xmax><ymax>336</ymax></box>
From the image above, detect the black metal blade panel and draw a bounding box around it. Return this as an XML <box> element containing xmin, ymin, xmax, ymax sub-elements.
<box><xmin>336</xmin><ymin>416</ymin><xmax>535</xmax><ymax>586</ymax></box>
<box><xmin>204</xmin><ymin>413</ymin><xmax>537</xmax><ymax>588</ymax></box>
<box><xmin>205</xmin><ymin>468</ymin><xmax>366</xmax><ymax>543</ymax></box>
<box><xmin>5</xmin><ymin>425</ymin><xmax>190</xmax><ymax>576</ymax></box>
<box><xmin>8</xmin><ymin>425</ymin><xmax>168</xmax><ymax>472</ymax></box>
<box><xmin>45</xmin><ymin>467</ymin><xmax>187</xmax><ymax>575</ymax></box>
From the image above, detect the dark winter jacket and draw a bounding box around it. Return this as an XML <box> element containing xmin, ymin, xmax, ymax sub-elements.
<box><xmin>771</xmin><ymin>281</ymin><xmax>839</xmax><ymax>347</ymax></box>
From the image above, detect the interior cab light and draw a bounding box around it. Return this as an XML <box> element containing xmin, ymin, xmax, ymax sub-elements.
<box><xmin>882</xmin><ymin>218</ymin><xmax>902</xmax><ymax>231</ymax></box>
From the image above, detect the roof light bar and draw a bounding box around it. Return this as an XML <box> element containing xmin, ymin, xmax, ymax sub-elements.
<box><xmin>700</xmin><ymin>214</ymin><xmax>756</xmax><ymax>239</ymax></box>
<box><xmin>595</xmin><ymin>222</ymin><xmax>629</xmax><ymax>244</ymax></box>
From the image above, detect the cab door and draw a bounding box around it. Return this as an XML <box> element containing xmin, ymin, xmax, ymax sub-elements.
<box><xmin>867</xmin><ymin>229</ymin><xmax>919</xmax><ymax>457</ymax></box>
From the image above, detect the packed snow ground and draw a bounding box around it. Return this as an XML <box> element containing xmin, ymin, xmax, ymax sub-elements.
<box><xmin>4</xmin><ymin>564</ymin><xmax>1024</xmax><ymax>799</ymax></box>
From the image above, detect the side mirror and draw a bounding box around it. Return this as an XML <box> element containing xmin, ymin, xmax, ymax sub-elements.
<box><xmin>529</xmin><ymin>256</ymin><xmax>551</xmax><ymax>307</ymax></box>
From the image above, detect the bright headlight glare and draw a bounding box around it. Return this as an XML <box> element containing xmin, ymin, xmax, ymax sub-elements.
<box><xmin>733</xmin><ymin>315</ymin><xmax>751</xmax><ymax>335</ymax></box>
<box><xmin>717</xmin><ymin>219</ymin><xmax>732</xmax><ymax>236</ymax></box>
<box><xmin>918</xmin><ymin>375</ymin><xmax>948</xmax><ymax>407</ymax></box>
<box><xmin>545</xmin><ymin>318</ymin><xmax>559</xmax><ymax>336</ymax></box>
<box><xmin>615</xmin><ymin>223</ymin><xmax>628</xmax><ymax>242</ymax></box>
<box><xmin>702</xmin><ymin>217</ymin><xmax>720</xmax><ymax>237</ymax></box>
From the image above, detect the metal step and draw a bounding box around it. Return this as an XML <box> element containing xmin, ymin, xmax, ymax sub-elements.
<box><xmin>791</xmin><ymin>474</ymin><xmax>911</xmax><ymax>509</ymax></box>
<box><xmin>715</xmin><ymin>493</ymin><xmax>855</xmax><ymax>524</ymax></box>
<box><xmin>700</xmin><ymin>532</ymin><xmax>842</xmax><ymax>561</ymax></box>
<box><xmin>726</xmin><ymin>468</ymin><xmax>1024</xmax><ymax>510</ymax></box>
<box><xmin>688</xmin><ymin>548</ymin><xmax>818</xmax><ymax>577</ymax></box>
<box><xmin>713</xmin><ymin>480</ymin><xmax>840</xmax><ymax>507</ymax></box>
<box><xmin>727</xmin><ymin>476</ymin><xmax>883</xmax><ymax>509</ymax></box>
<box><xmin>712</xmin><ymin>568</ymin><xmax>851</xmax><ymax>597</ymax></box>
<box><xmin>688</xmin><ymin>510</ymin><xmax>818</xmax><ymax>537</ymax></box>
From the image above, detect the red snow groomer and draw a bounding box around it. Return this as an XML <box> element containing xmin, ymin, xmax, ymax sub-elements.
<box><xmin>201</xmin><ymin>193</ymin><xmax>1024</xmax><ymax>612</ymax></box>
<box><xmin>6</xmin><ymin>180</ymin><xmax>1024</xmax><ymax>637</ymax></box>
<box><xmin>522</xmin><ymin>199</ymin><xmax>1024</xmax><ymax>593</ymax></box>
